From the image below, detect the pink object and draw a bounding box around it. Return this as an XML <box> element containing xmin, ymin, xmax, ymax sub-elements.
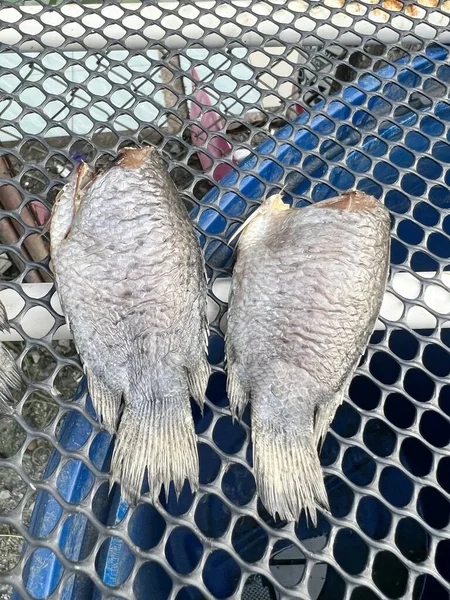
<box><xmin>189</xmin><ymin>68</ymin><xmax>232</xmax><ymax>181</ymax></box>
<box><xmin>30</xmin><ymin>200</ymin><xmax>50</xmax><ymax>226</ymax></box>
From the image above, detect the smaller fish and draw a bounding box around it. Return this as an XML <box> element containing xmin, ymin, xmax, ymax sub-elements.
<box><xmin>50</xmin><ymin>147</ymin><xmax>210</xmax><ymax>505</ymax></box>
<box><xmin>0</xmin><ymin>299</ymin><xmax>21</xmax><ymax>414</ymax></box>
<box><xmin>226</xmin><ymin>191</ymin><xmax>390</xmax><ymax>522</ymax></box>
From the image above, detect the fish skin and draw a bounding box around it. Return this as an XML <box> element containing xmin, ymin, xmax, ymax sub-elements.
<box><xmin>50</xmin><ymin>146</ymin><xmax>210</xmax><ymax>504</ymax></box>
<box><xmin>226</xmin><ymin>191</ymin><xmax>391</xmax><ymax>523</ymax></box>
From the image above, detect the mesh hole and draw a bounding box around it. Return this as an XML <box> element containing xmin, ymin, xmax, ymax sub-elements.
<box><xmin>372</xmin><ymin>551</ymin><xmax>408</xmax><ymax>599</ymax></box>
<box><xmin>0</xmin><ymin>417</ymin><xmax>26</xmax><ymax>458</ymax></box>
<box><xmin>350</xmin><ymin>375</ymin><xmax>381</xmax><ymax>410</ymax></box>
<box><xmin>53</xmin><ymin>365</ymin><xmax>82</xmax><ymax>400</ymax></box>
<box><xmin>370</xmin><ymin>352</ymin><xmax>401</xmax><ymax>385</ymax></box>
<box><xmin>199</xmin><ymin>443</ymin><xmax>222</xmax><ymax>485</ymax></box>
<box><xmin>334</xmin><ymin>528</ymin><xmax>369</xmax><ymax>575</ymax></box>
<box><xmin>379</xmin><ymin>467</ymin><xmax>413</xmax><ymax>508</ymax></box>
<box><xmin>24</xmin><ymin>549</ymin><xmax>63</xmax><ymax>598</ymax></box>
<box><xmin>270</xmin><ymin>540</ymin><xmax>305</xmax><ymax>587</ymax></box>
<box><xmin>309</xmin><ymin>564</ymin><xmax>346</xmax><ymax>600</ymax></box>
<box><xmin>400</xmin><ymin>437</ymin><xmax>433</xmax><ymax>477</ymax></box>
<box><xmin>21</xmin><ymin>346</ymin><xmax>57</xmax><ymax>383</ymax></box>
<box><xmin>22</xmin><ymin>439</ymin><xmax>54</xmax><ymax>480</ymax></box>
<box><xmin>213</xmin><ymin>416</ymin><xmax>246</xmax><ymax>455</ymax></box>
<box><xmin>176</xmin><ymin>587</ymin><xmax>206</xmax><ymax>600</ymax></box>
<box><xmin>342</xmin><ymin>447</ymin><xmax>376</xmax><ymax>487</ymax></box>
<box><xmin>22</xmin><ymin>392</ymin><xmax>59</xmax><ymax>430</ymax></box>
<box><xmin>320</xmin><ymin>433</ymin><xmax>340</xmax><ymax>466</ymax></box>
<box><xmin>60</xmin><ymin>513</ymin><xmax>98</xmax><ymax>561</ymax></box>
<box><xmin>420</xmin><ymin>410</ymin><xmax>450</xmax><ymax>448</ymax></box>
<box><xmin>384</xmin><ymin>393</ymin><xmax>416</xmax><ymax>429</ymax></box>
<box><xmin>128</xmin><ymin>502</ymin><xmax>166</xmax><ymax>550</ymax></box>
<box><xmin>203</xmin><ymin>549</ymin><xmax>241</xmax><ymax>599</ymax></box>
<box><xmin>57</xmin><ymin>459</ymin><xmax>94</xmax><ymax>504</ymax></box>
<box><xmin>418</xmin><ymin>486</ymin><xmax>450</xmax><ymax>529</ymax></box>
<box><xmin>332</xmin><ymin>402</ymin><xmax>361</xmax><ymax>438</ymax></box>
<box><xmin>166</xmin><ymin>527</ymin><xmax>203</xmax><ymax>574</ymax></box>
<box><xmin>395</xmin><ymin>517</ymin><xmax>430</xmax><ymax>563</ymax></box>
<box><xmin>326</xmin><ymin>475</ymin><xmax>355</xmax><ymax>518</ymax></box>
<box><xmin>414</xmin><ymin>574</ymin><xmax>450</xmax><ymax>600</ymax></box>
<box><xmin>134</xmin><ymin>561</ymin><xmax>172</xmax><ymax>600</ymax></box>
<box><xmin>222</xmin><ymin>464</ymin><xmax>255</xmax><ymax>507</ymax></box>
<box><xmin>232</xmin><ymin>516</ymin><xmax>268</xmax><ymax>563</ymax></box>
<box><xmin>195</xmin><ymin>493</ymin><xmax>231</xmax><ymax>539</ymax></box>
<box><xmin>363</xmin><ymin>419</ymin><xmax>397</xmax><ymax>458</ymax></box>
<box><xmin>357</xmin><ymin>496</ymin><xmax>392</xmax><ymax>541</ymax></box>
<box><xmin>60</xmin><ymin>574</ymin><xmax>100</xmax><ymax>600</ymax></box>
<box><xmin>0</xmin><ymin>467</ymin><xmax>26</xmax><ymax>515</ymax></box>
<box><xmin>351</xmin><ymin>588</ymin><xmax>382</xmax><ymax>600</ymax></box>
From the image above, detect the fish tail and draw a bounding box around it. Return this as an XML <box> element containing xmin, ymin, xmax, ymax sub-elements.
<box><xmin>187</xmin><ymin>357</ymin><xmax>210</xmax><ymax>408</ymax></box>
<box><xmin>252</xmin><ymin>402</ymin><xmax>329</xmax><ymax>524</ymax></box>
<box><xmin>111</xmin><ymin>377</ymin><xmax>198</xmax><ymax>506</ymax></box>
<box><xmin>85</xmin><ymin>368</ymin><xmax>121</xmax><ymax>433</ymax></box>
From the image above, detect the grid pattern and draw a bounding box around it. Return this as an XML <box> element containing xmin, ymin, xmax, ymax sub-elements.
<box><xmin>0</xmin><ymin>1</ymin><xmax>449</xmax><ymax>599</ymax></box>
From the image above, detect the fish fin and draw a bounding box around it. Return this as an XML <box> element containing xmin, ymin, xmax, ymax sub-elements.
<box><xmin>314</xmin><ymin>403</ymin><xmax>335</xmax><ymax>452</ymax></box>
<box><xmin>227</xmin><ymin>362</ymin><xmax>248</xmax><ymax>421</ymax></box>
<box><xmin>0</xmin><ymin>343</ymin><xmax>21</xmax><ymax>415</ymax></box>
<box><xmin>229</xmin><ymin>193</ymin><xmax>290</xmax><ymax>245</ymax></box>
<box><xmin>86</xmin><ymin>368</ymin><xmax>122</xmax><ymax>434</ymax></box>
<box><xmin>0</xmin><ymin>300</ymin><xmax>10</xmax><ymax>333</ymax></box>
<box><xmin>50</xmin><ymin>162</ymin><xmax>94</xmax><ymax>252</ymax></box>
<box><xmin>225</xmin><ymin>337</ymin><xmax>248</xmax><ymax>420</ymax></box>
<box><xmin>111</xmin><ymin>379</ymin><xmax>198</xmax><ymax>506</ymax></box>
<box><xmin>187</xmin><ymin>357</ymin><xmax>210</xmax><ymax>408</ymax></box>
<box><xmin>314</xmin><ymin>379</ymin><xmax>352</xmax><ymax>450</ymax></box>
<box><xmin>39</xmin><ymin>216</ymin><xmax>52</xmax><ymax>238</ymax></box>
<box><xmin>253</xmin><ymin>416</ymin><xmax>329</xmax><ymax>525</ymax></box>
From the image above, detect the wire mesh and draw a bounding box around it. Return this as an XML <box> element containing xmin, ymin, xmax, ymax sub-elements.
<box><xmin>0</xmin><ymin>1</ymin><xmax>450</xmax><ymax>599</ymax></box>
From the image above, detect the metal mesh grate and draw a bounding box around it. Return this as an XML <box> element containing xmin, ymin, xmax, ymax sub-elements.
<box><xmin>0</xmin><ymin>1</ymin><xmax>450</xmax><ymax>599</ymax></box>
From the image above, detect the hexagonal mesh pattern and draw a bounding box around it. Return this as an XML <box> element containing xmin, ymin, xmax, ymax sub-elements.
<box><xmin>0</xmin><ymin>1</ymin><xmax>450</xmax><ymax>599</ymax></box>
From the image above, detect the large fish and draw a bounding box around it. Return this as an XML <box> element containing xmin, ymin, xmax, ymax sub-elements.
<box><xmin>226</xmin><ymin>191</ymin><xmax>390</xmax><ymax>522</ymax></box>
<box><xmin>50</xmin><ymin>146</ymin><xmax>210</xmax><ymax>504</ymax></box>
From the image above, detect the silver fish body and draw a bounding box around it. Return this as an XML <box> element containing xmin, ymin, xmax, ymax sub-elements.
<box><xmin>226</xmin><ymin>191</ymin><xmax>391</xmax><ymax>522</ymax></box>
<box><xmin>51</xmin><ymin>147</ymin><xmax>210</xmax><ymax>504</ymax></box>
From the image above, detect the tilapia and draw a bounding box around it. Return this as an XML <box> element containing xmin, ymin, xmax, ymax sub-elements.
<box><xmin>226</xmin><ymin>191</ymin><xmax>390</xmax><ymax>522</ymax></box>
<box><xmin>0</xmin><ymin>299</ymin><xmax>21</xmax><ymax>414</ymax></box>
<box><xmin>50</xmin><ymin>146</ymin><xmax>210</xmax><ymax>504</ymax></box>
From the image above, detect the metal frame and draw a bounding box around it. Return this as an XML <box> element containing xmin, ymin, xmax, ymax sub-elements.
<box><xmin>0</xmin><ymin>1</ymin><xmax>449</xmax><ymax>599</ymax></box>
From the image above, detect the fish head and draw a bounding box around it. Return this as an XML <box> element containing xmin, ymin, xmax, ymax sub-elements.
<box><xmin>311</xmin><ymin>189</ymin><xmax>380</xmax><ymax>213</ymax></box>
<box><xmin>309</xmin><ymin>190</ymin><xmax>391</xmax><ymax>235</ymax></box>
<box><xmin>113</xmin><ymin>145</ymin><xmax>167</xmax><ymax>178</ymax></box>
<box><xmin>107</xmin><ymin>144</ymin><xmax>168</xmax><ymax>186</ymax></box>
<box><xmin>114</xmin><ymin>145</ymin><xmax>154</xmax><ymax>169</ymax></box>
<box><xmin>229</xmin><ymin>192</ymin><xmax>290</xmax><ymax>245</ymax></box>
